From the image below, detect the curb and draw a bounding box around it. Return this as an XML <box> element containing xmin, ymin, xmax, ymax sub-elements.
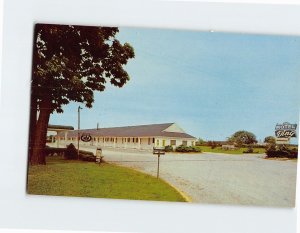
<box><xmin>165</xmin><ymin>181</ymin><xmax>193</xmax><ymax>203</ymax></box>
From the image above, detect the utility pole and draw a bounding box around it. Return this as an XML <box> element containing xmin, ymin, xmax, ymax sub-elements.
<box><xmin>77</xmin><ymin>106</ymin><xmax>82</xmax><ymax>160</ymax></box>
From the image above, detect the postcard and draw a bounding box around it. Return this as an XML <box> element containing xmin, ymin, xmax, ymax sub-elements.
<box><xmin>27</xmin><ymin>23</ymin><xmax>299</xmax><ymax>207</ymax></box>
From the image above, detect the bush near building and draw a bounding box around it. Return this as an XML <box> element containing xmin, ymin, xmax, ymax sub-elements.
<box><xmin>46</xmin><ymin>144</ymin><xmax>96</xmax><ymax>162</ymax></box>
<box><xmin>164</xmin><ymin>145</ymin><xmax>174</xmax><ymax>152</ymax></box>
<box><xmin>175</xmin><ymin>145</ymin><xmax>202</xmax><ymax>153</ymax></box>
<box><xmin>45</xmin><ymin>146</ymin><xmax>66</xmax><ymax>156</ymax></box>
<box><xmin>65</xmin><ymin>143</ymin><xmax>78</xmax><ymax>160</ymax></box>
<box><xmin>266</xmin><ymin>144</ymin><xmax>298</xmax><ymax>159</ymax></box>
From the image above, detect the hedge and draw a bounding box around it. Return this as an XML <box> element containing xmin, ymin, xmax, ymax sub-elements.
<box><xmin>164</xmin><ymin>145</ymin><xmax>174</xmax><ymax>152</ymax></box>
<box><xmin>45</xmin><ymin>144</ymin><xmax>96</xmax><ymax>162</ymax></box>
<box><xmin>266</xmin><ymin>144</ymin><xmax>298</xmax><ymax>159</ymax></box>
<box><xmin>175</xmin><ymin>145</ymin><xmax>202</xmax><ymax>153</ymax></box>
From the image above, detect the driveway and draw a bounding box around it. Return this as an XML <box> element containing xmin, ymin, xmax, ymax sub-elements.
<box><xmin>81</xmin><ymin>146</ymin><xmax>297</xmax><ymax>207</ymax></box>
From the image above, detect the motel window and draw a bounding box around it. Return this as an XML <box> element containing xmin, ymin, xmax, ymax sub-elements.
<box><xmin>182</xmin><ymin>140</ymin><xmax>187</xmax><ymax>146</ymax></box>
<box><xmin>94</xmin><ymin>137</ymin><xmax>96</xmax><ymax>141</ymax></box>
<box><xmin>148</xmin><ymin>138</ymin><xmax>150</xmax><ymax>145</ymax></box>
<box><xmin>153</xmin><ymin>138</ymin><xmax>155</xmax><ymax>143</ymax></box>
<box><xmin>97</xmin><ymin>137</ymin><xmax>99</xmax><ymax>143</ymax></box>
<box><xmin>170</xmin><ymin>140</ymin><xmax>176</xmax><ymax>146</ymax></box>
<box><xmin>156</xmin><ymin>140</ymin><xmax>159</xmax><ymax>146</ymax></box>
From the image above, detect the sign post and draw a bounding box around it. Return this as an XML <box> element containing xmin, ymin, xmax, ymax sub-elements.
<box><xmin>153</xmin><ymin>147</ymin><xmax>165</xmax><ymax>178</ymax></box>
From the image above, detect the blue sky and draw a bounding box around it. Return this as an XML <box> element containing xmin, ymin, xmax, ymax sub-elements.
<box><xmin>49</xmin><ymin>27</ymin><xmax>300</xmax><ymax>142</ymax></box>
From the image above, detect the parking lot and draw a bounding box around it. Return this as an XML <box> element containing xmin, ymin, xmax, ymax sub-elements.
<box><xmin>93</xmin><ymin>147</ymin><xmax>296</xmax><ymax>207</ymax></box>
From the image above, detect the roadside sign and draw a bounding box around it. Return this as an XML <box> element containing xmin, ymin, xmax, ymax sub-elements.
<box><xmin>81</xmin><ymin>133</ymin><xmax>92</xmax><ymax>142</ymax></box>
<box><xmin>275</xmin><ymin>122</ymin><xmax>297</xmax><ymax>144</ymax></box>
<box><xmin>153</xmin><ymin>147</ymin><xmax>165</xmax><ymax>155</ymax></box>
<box><xmin>153</xmin><ymin>147</ymin><xmax>165</xmax><ymax>178</ymax></box>
<box><xmin>275</xmin><ymin>137</ymin><xmax>290</xmax><ymax>145</ymax></box>
<box><xmin>275</xmin><ymin>122</ymin><xmax>297</xmax><ymax>138</ymax></box>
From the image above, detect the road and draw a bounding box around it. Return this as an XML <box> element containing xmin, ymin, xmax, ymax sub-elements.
<box><xmin>80</xmin><ymin>146</ymin><xmax>297</xmax><ymax>207</ymax></box>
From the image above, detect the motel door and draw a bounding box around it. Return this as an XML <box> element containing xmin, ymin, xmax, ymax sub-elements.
<box><xmin>162</xmin><ymin>140</ymin><xmax>166</xmax><ymax>147</ymax></box>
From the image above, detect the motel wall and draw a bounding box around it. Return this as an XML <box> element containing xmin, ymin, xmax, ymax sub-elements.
<box><xmin>52</xmin><ymin>135</ymin><xmax>196</xmax><ymax>150</ymax></box>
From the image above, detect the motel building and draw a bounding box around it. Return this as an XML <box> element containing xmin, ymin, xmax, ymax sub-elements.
<box><xmin>52</xmin><ymin>123</ymin><xmax>196</xmax><ymax>150</ymax></box>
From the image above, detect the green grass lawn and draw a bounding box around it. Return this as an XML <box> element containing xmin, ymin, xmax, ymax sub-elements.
<box><xmin>27</xmin><ymin>156</ymin><xmax>186</xmax><ymax>202</ymax></box>
<box><xmin>197</xmin><ymin>146</ymin><xmax>266</xmax><ymax>154</ymax></box>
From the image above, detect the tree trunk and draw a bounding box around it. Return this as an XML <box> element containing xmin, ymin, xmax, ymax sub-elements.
<box><xmin>30</xmin><ymin>98</ymin><xmax>52</xmax><ymax>165</ymax></box>
<box><xmin>28</xmin><ymin>95</ymin><xmax>38</xmax><ymax>162</ymax></box>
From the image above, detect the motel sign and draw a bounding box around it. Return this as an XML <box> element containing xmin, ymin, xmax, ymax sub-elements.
<box><xmin>275</xmin><ymin>122</ymin><xmax>297</xmax><ymax>144</ymax></box>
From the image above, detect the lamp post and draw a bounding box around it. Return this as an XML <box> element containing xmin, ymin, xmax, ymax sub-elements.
<box><xmin>77</xmin><ymin>106</ymin><xmax>83</xmax><ymax>160</ymax></box>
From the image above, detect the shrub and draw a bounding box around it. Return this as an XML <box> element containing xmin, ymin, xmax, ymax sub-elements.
<box><xmin>79</xmin><ymin>150</ymin><xmax>96</xmax><ymax>162</ymax></box>
<box><xmin>65</xmin><ymin>143</ymin><xmax>78</xmax><ymax>160</ymax></box>
<box><xmin>45</xmin><ymin>147</ymin><xmax>66</xmax><ymax>156</ymax></box>
<box><xmin>79</xmin><ymin>150</ymin><xmax>94</xmax><ymax>156</ymax></box>
<box><xmin>243</xmin><ymin>146</ymin><xmax>254</xmax><ymax>153</ymax></box>
<box><xmin>191</xmin><ymin>146</ymin><xmax>202</xmax><ymax>153</ymax></box>
<box><xmin>176</xmin><ymin>145</ymin><xmax>191</xmax><ymax>152</ymax></box>
<box><xmin>164</xmin><ymin>145</ymin><xmax>174</xmax><ymax>152</ymax></box>
<box><xmin>266</xmin><ymin>144</ymin><xmax>298</xmax><ymax>159</ymax></box>
<box><xmin>207</xmin><ymin>141</ymin><xmax>217</xmax><ymax>149</ymax></box>
<box><xmin>175</xmin><ymin>145</ymin><xmax>202</xmax><ymax>153</ymax></box>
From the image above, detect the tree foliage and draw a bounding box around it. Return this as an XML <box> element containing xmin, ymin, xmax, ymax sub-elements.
<box><xmin>197</xmin><ymin>138</ymin><xmax>206</xmax><ymax>145</ymax></box>
<box><xmin>264</xmin><ymin>136</ymin><xmax>276</xmax><ymax>144</ymax></box>
<box><xmin>227</xmin><ymin>130</ymin><xmax>257</xmax><ymax>146</ymax></box>
<box><xmin>29</xmin><ymin>24</ymin><xmax>135</xmax><ymax>165</ymax></box>
<box><xmin>32</xmin><ymin>24</ymin><xmax>135</xmax><ymax>113</ymax></box>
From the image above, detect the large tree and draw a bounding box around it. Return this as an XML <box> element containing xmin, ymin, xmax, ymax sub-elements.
<box><xmin>227</xmin><ymin>130</ymin><xmax>257</xmax><ymax>146</ymax></box>
<box><xmin>29</xmin><ymin>24</ymin><xmax>135</xmax><ymax>165</ymax></box>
